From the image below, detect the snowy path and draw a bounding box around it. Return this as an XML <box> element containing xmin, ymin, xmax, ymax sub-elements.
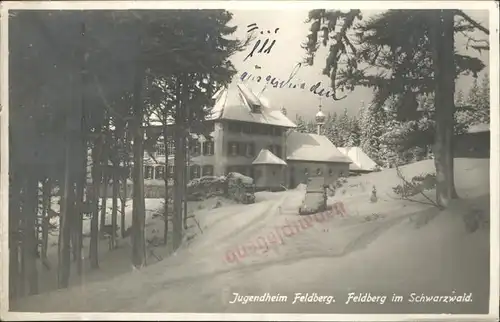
<box><xmin>12</xmin><ymin>193</ymin><xmax>490</xmax><ymax>314</ymax></box>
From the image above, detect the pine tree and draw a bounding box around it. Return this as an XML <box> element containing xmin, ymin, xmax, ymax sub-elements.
<box><xmin>337</xmin><ymin>108</ymin><xmax>351</xmax><ymax>147</ymax></box>
<box><xmin>467</xmin><ymin>78</ymin><xmax>481</xmax><ymax>122</ymax></box>
<box><xmin>477</xmin><ymin>73</ymin><xmax>490</xmax><ymax>123</ymax></box>
<box><xmin>324</xmin><ymin>112</ymin><xmax>340</xmax><ymax>146</ymax></box>
<box><xmin>454</xmin><ymin>89</ymin><xmax>473</xmax><ymax>134</ymax></box>
<box><xmin>347</xmin><ymin>116</ymin><xmax>361</xmax><ymax>147</ymax></box>
<box><xmin>295</xmin><ymin>114</ymin><xmax>308</xmax><ymax>133</ymax></box>
<box><xmin>321</xmin><ymin>113</ymin><xmax>335</xmax><ymax>145</ymax></box>
<box><xmin>360</xmin><ymin>103</ymin><xmax>387</xmax><ymax>164</ymax></box>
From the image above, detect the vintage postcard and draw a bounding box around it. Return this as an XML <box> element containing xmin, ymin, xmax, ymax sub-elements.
<box><xmin>0</xmin><ymin>1</ymin><xmax>498</xmax><ymax>321</ymax></box>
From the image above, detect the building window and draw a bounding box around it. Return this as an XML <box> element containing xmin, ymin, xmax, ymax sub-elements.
<box><xmin>144</xmin><ymin>166</ymin><xmax>154</xmax><ymax>179</ymax></box>
<box><xmin>156</xmin><ymin>143</ymin><xmax>166</xmax><ymax>156</ymax></box>
<box><xmin>304</xmin><ymin>168</ymin><xmax>309</xmax><ymax>175</ymax></box>
<box><xmin>228</xmin><ymin>122</ymin><xmax>241</xmax><ymax>133</ymax></box>
<box><xmin>167</xmin><ymin>165</ymin><xmax>174</xmax><ymax>176</ymax></box>
<box><xmin>329</xmin><ymin>168</ymin><xmax>334</xmax><ymax>176</ymax></box>
<box><xmin>202</xmin><ymin>165</ymin><xmax>214</xmax><ymax>177</ymax></box>
<box><xmin>190</xmin><ymin>141</ymin><xmax>201</xmax><ymax>156</ymax></box>
<box><xmin>167</xmin><ymin>141</ymin><xmax>175</xmax><ymax>155</ymax></box>
<box><xmin>316</xmin><ymin>168</ymin><xmax>322</xmax><ymax>175</ymax></box>
<box><xmin>228</xmin><ymin>142</ymin><xmax>239</xmax><ymax>156</ymax></box>
<box><xmin>266</xmin><ymin>144</ymin><xmax>282</xmax><ymax>157</ymax></box>
<box><xmin>190</xmin><ymin>165</ymin><xmax>200</xmax><ymax>180</ymax></box>
<box><xmin>203</xmin><ymin>140</ymin><xmax>214</xmax><ymax>156</ymax></box>
<box><xmin>257</xmin><ymin>125</ymin><xmax>267</xmax><ymax>135</ymax></box>
<box><xmin>251</xmin><ymin>104</ymin><xmax>261</xmax><ymax>113</ymax></box>
<box><xmin>155</xmin><ymin>166</ymin><xmax>165</xmax><ymax>180</ymax></box>
<box><xmin>242</xmin><ymin>123</ymin><xmax>252</xmax><ymax>134</ymax></box>
<box><xmin>275</xmin><ymin>145</ymin><xmax>282</xmax><ymax>158</ymax></box>
<box><xmin>238</xmin><ymin>143</ymin><xmax>247</xmax><ymax>156</ymax></box>
<box><xmin>246</xmin><ymin>142</ymin><xmax>255</xmax><ymax>157</ymax></box>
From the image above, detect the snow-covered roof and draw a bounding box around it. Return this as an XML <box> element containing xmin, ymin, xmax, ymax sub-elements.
<box><xmin>208</xmin><ymin>82</ymin><xmax>297</xmax><ymax>128</ymax></box>
<box><xmin>286</xmin><ymin>132</ymin><xmax>351</xmax><ymax>163</ymax></box>
<box><xmin>252</xmin><ymin>148</ymin><xmax>287</xmax><ymax>166</ymax></box>
<box><xmin>337</xmin><ymin>147</ymin><xmax>378</xmax><ymax>172</ymax></box>
<box><xmin>467</xmin><ymin>123</ymin><xmax>489</xmax><ymax>134</ymax></box>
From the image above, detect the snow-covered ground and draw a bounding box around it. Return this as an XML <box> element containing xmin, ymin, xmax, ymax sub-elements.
<box><xmin>10</xmin><ymin>158</ymin><xmax>491</xmax><ymax>315</ymax></box>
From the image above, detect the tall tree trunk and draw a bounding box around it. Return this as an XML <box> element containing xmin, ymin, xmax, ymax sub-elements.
<box><xmin>183</xmin><ymin>135</ymin><xmax>189</xmax><ymax>230</ymax></box>
<box><xmin>89</xmin><ymin>135</ymin><xmax>103</xmax><ymax>269</ymax></box>
<box><xmin>120</xmin><ymin>174</ymin><xmax>127</xmax><ymax>238</ymax></box>
<box><xmin>74</xmin><ymin>20</ymin><xmax>87</xmax><ymax>275</ymax></box>
<box><xmin>99</xmin><ymin>120</ymin><xmax>110</xmax><ymax>235</ymax></box>
<box><xmin>22</xmin><ymin>173</ymin><xmax>39</xmax><ymax>295</ymax></box>
<box><xmin>172</xmin><ymin>78</ymin><xmax>185</xmax><ymax>251</ymax></box>
<box><xmin>118</xmin><ymin>122</ymin><xmax>129</xmax><ymax>239</ymax></box>
<box><xmin>9</xmin><ymin>172</ymin><xmax>22</xmax><ymax>300</ymax></box>
<box><xmin>41</xmin><ymin>177</ymin><xmax>51</xmax><ymax>261</ymax></box>
<box><xmin>131</xmin><ymin>63</ymin><xmax>146</xmax><ymax>268</ymax></box>
<box><xmin>431</xmin><ymin>10</ymin><xmax>458</xmax><ymax>208</ymax></box>
<box><xmin>58</xmin><ymin>136</ymin><xmax>74</xmax><ymax>289</ymax></box>
<box><xmin>111</xmin><ymin>169</ymin><xmax>119</xmax><ymax>249</ymax></box>
<box><xmin>74</xmin><ymin>144</ymin><xmax>86</xmax><ymax>275</ymax></box>
<box><xmin>100</xmin><ymin>173</ymin><xmax>109</xmax><ymax>235</ymax></box>
<box><xmin>19</xmin><ymin>179</ymin><xmax>26</xmax><ymax>297</ymax></box>
<box><xmin>163</xmin><ymin>131</ymin><xmax>169</xmax><ymax>246</ymax></box>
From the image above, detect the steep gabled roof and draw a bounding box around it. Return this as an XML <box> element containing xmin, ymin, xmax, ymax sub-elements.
<box><xmin>252</xmin><ymin>149</ymin><xmax>287</xmax><ymax>166</ymax></box>
<box><xmin>337</xmin><ymin>147</ymin><xmax>378</xmax><ymax>171</ymax></box>
<box><xmin>286</xmin><ymin>132</ymin><xmax>351</xmax><ymax>163</ymax></box>
<box><xmin>208</xmin><ymin>82</ymin><xmax>296</xmax><ymax>128</ymax></box>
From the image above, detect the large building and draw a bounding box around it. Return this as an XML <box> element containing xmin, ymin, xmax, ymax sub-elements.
<box><xmin>143</xmin><ymin>83</ymin><xmax>351</xmax><ymax>190</ymax></box>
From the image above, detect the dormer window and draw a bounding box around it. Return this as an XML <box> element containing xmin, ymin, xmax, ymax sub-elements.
<box><xmin>251</xmin><ymin>104</ymin><xmax>261</xmax><ymax>113</ymax></box>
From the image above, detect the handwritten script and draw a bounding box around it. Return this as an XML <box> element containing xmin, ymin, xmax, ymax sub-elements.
<box><xmin>240</xmin><ymin>63</ymin><xmax>338</xmax><ymax>101</ymax></box>
<box><xmin>244</xmin><ymin>23</ymin><xmax>280</xmax><ymax>61</ymax></box>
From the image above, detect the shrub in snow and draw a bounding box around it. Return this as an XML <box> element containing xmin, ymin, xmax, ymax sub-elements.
<box><xmin>186</xmin><ymin>173</ymin><xmax>255</xmax><ymax>204</ymax></box>
<box><xmin>213</xmin><ymin>199</ymin><xmax>223</xmax><ymax>209</ymax></box>
<box><xmin>226</xmin><ymin>172</ymin><xmax>255</xmax><ymax>204</ymax></box>
<box><xmin>187</xmin><ymin>175</ymin><xmax>227</xmax><ymax>201</ymax></box>
<box><xmin>392</xmin><ymin>173</ymin><xmax>437</xmax><ymax>198</ymax></box>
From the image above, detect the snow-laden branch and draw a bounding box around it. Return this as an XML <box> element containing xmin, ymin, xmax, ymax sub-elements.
<box><xmin>454</xmin><ymin>10</ymin><xmax>490</xmax><ymax>35</ymax></box>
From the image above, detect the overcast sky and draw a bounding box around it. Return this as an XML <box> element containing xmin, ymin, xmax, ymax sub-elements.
<box><xmin>226</xmin><ymin>9</ymin><xmax>490</xmax><ymax>121</ymax></box>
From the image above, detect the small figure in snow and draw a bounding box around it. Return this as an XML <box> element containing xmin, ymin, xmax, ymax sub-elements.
<box><xmin>370</xmin><ymin>185</ymin><xmax>378</xmax><ymax>203</ymax></box>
